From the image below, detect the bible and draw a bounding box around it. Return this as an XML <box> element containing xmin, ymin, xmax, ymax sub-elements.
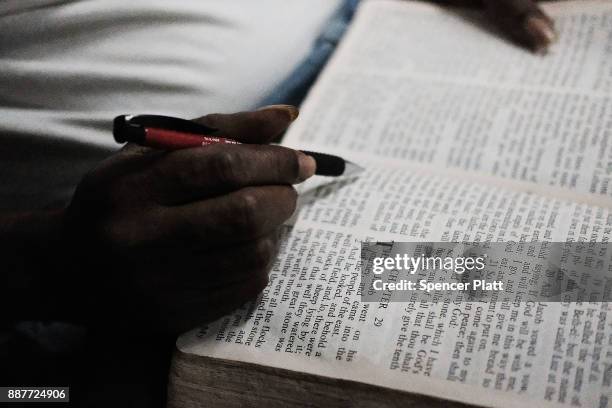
<box><xmin>170</xmin><ymin>1</ymin><xmax>612</xmax><ymax>407</ymax></box>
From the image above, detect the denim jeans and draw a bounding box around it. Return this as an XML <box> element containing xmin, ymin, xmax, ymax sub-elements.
<box><xmin>262</xmin><ymin>0</ymin><xmax>360</xmax><ymax>107</ymax></box>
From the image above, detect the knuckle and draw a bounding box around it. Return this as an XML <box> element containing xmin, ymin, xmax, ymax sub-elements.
<box><xmin>232</xmin><ymin>190</ymin><xmax>261</xmax><ymax>236</ymax></box>
<box><xmin>209</xmin><ymin>149</ymin><xmax>244</xmax><ymax>187</ymax></box>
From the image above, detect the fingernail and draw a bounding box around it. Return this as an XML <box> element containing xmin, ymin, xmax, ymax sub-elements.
<box><xmin>297</xmin><ymin>151</ymin><xmax>316</xmax><ymax>182</ymax></box>
<box><xmin>525</xmin><ymin>15</ymin><xmax>557</xmax><ymax>52</ymax></box>
<box><xmin>259</xmin><ymin>104</ymin><xmax>300</xmax><ymax>122</ymax></box>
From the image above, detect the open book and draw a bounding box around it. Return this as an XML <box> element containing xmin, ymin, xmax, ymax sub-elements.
<box><xmin>172</xmin><ymin>1</ymin><xmax>612</xmax><ymax>407</ymax></box>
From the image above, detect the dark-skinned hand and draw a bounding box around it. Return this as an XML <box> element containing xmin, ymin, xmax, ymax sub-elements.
<box><xmin>428</xmin><ymin>0</ymin><xmax>558</xmax><ymax>52</ymax></box>
<box><xmin>59</xmin><ymin>105</ymin><xmax>313</xmax><ymax>335</ymax></box>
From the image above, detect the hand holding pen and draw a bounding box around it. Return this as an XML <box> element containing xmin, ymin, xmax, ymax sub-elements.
<box><xmin>113</xmin><ymin>111</ymin><xmax>362</xmax><ymax>177</ymax></box>
<box><xmin>62</xmin><ymin>106</ymin><xmax>330</xmax><ymax>334</ymax></box>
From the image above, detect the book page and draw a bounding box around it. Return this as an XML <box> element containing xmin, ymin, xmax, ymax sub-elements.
<box><xmin>284</xmin><ymin>0</ymin><xmax>612</xmax><ymax>198</ymax></box>
<box><xmin>178</xmin><ymin>164</ymin><xmax>612</xmax><ymax>408</ymax></box>
<box><xmin>177</xmin><ymin>1</ymin><xmax>612</xmax><ymax>407</ymax></box>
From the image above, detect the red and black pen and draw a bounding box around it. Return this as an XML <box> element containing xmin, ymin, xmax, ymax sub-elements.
<box><xmin>113</xmin><ymin>114</ymin><xmax>363</xmax><ymax>177</ymax></box>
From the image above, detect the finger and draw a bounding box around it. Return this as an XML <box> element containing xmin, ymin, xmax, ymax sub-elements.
<box><xmin>192</xmin><ymin>105</ymin><xmax>299</xmax><ymax>144</ymax></box>
<box><xmin>147</xmin><ymin>144</ymin><xmax>315</xmax><ymax>204</ymax></box>
<box><xmin>158</xmin><ymin>185</ymin><xmax>297</xmax><ymax>246</ymax></box>
<box><xmin>197</xmin><ymin>231</ymin><xmax>280</xmax><ymax>287</ymax></box>
<box><xmin>136</xmin><ymin>232</ymin><xmax>280</xmax><ymax>289</ymax></box>
<box><xmin>483</xmin><ymin>0</ymin><xmax>556</xmax><ymax>53</ymax></box>
<box><xmin>160</xmin><ymin>275</ymin><xmax>268</xmax><ymax>333</ymax></box>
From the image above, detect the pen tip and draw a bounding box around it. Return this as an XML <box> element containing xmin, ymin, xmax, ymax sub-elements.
<box><xmin>343</xmin><ymin>161</ymin><xmax>365</xmax><ymax>177</ymax></box>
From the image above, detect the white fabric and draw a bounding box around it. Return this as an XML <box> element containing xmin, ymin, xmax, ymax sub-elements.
<box><xmin>0</xmin><ymin>0</ymin><xmax>342</xmax><ymax>209</ymax></box>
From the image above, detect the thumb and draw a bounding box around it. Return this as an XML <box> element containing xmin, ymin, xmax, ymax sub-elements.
<box><xmin>192</xmin><ymin>105</ymin><xmax>299</xmax><ymax>144</ymax></box>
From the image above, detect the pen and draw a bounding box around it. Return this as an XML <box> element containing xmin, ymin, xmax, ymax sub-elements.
<box><xmin>113</xmin><ymin>114</ymin><xmax>363</xmax><ymax>177</ymax></box>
